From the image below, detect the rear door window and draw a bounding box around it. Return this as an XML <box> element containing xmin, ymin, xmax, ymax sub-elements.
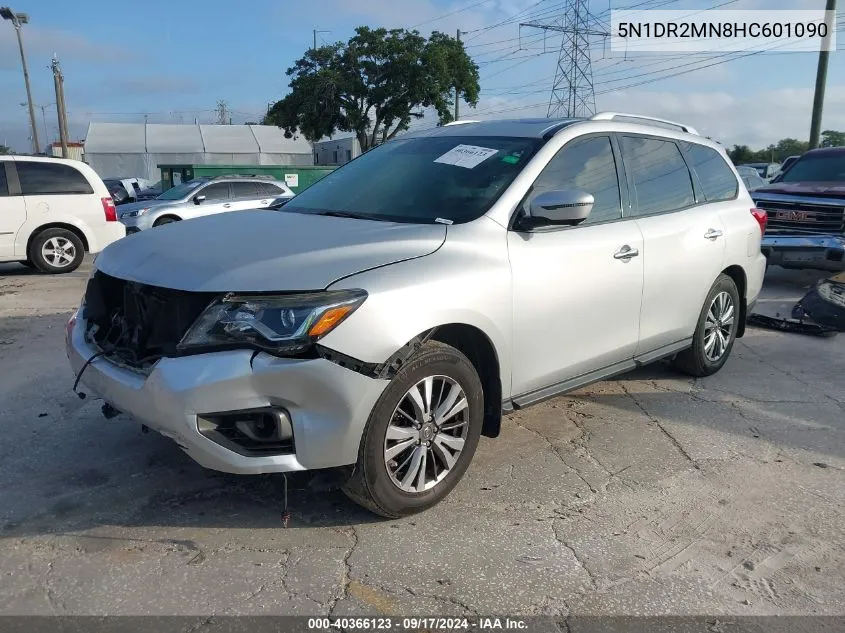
<box><xmin>620</xmin><ymin>136</ymin><xmax>695</xmax><ymax>216</ymax></box>
<box><xmin>681</xmin><ymin>142</ymin><xmax>738</xmax><ymax>202</ymax></box>
<box><xmin>17</xmin><ymin>161</ymin><xmax>95</xmax><ymax>195</ymax></box>
<box><xmin>230</xmin><ymin>182</ymin><xmax>262</xmax><ymax>199</ymax></box>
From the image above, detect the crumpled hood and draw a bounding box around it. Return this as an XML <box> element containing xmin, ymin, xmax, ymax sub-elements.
<box><xmin>118</xmin><ymin>198</ymin><xmax>177</xmax><ymax>217</ymax></box>
<box><xmin>95</xmin><ymin>210</ymin><xmax>447</xmax><ymax>292</ymax></box>
<box><xmin>753</xmin><ymin>182</ymin><xmax>845</xmax><ymax>200</ymax></box>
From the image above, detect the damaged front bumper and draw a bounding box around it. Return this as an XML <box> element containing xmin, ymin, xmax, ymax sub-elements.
<box><xmin>66</xmin><ymin>309</ymin><xmax>389</xmax><ymax>475</ymax></box>
<box><xmin>793</xmin><ymin>272</ymin><xmax>845</xmax><ymax>332</ymax></box>
<box><xmin>761</xmin><ymin>234</ymin><xmax>845</xmax><ymax>271</ymax></box>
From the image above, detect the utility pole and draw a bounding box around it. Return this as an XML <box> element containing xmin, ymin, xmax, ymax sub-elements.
<box><xmin>1</xmin><ymin>7</ymin><xmax>40</xmax><ymax>154</ymax></box>
<box><xmin>809</xmin><ymin>0</ymin><xmax>836</xmax><ymax>149</ymax></box>
<box><xmin>521</xmin><ymin>0</ymin><xmax>608</xmax><ymax>118</ymax></box>
<box><xmin>455</xmin><ymin>29</ymin><xmax>461</xmax><ymax>121</ymax></box>
<box><xmin>39</xmin><ymin>103</ymin><xmax>53</xmax><ymax>147</ymax></box>
<box><xmin>51</xmin><ymin>56</ymin><xmax>69</xmax><ymax>158</ymax></box>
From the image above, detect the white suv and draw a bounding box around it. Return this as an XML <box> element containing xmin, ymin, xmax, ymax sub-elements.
<box><xmin>1</xmin><ymin>156</ymin><xmax>125</xmax><ymax>273</ymax></box>
<box><xmin>66</xmin><ymin>113</ymin><xmax>767</xmax><ymax>517</ymax></box>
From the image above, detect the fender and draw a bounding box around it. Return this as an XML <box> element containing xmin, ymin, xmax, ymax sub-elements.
<box><xmin>16</xmin><ymin>214</ymin><xmax>98</xmax><ymax>258</ymax></box>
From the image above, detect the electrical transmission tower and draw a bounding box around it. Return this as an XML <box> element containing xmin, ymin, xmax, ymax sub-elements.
<box><xmin>215</xmin><ymin>100</ymin><xmax>229</xmax><ymax>125</ymax></box>
<box><xmin>521</xmin><ymin>0</ymin><xmax>607</xmax><ymax>118</ymax></box>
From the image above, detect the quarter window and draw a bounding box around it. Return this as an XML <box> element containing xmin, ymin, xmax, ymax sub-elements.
<box><xmin>620</xmin><ymin>136</ymin><xmax>695</xmax><ymax>216</ymax></box>
<box><xmin>0</xmin><ymin>164</ymin><xmax>9</xmax><ymax>196</ymax></box>
<box><xmin>528</xmin><ymin>136</ymin><xmax>622</xmax><ymax>224</ymax></box>
<box><xmin>17</xmin><ymin>161</ymin><xmax>94</xmax><ymax>195</ymax></box>
<box><xmin>259</xmin><ymin>182</ymin><xmax>286</xmax><ymax>197</ymax></box>
<box><xmin>681</xmin><ymin>142</ymin><xmax>738</xmax><ymax>202</ymax></box>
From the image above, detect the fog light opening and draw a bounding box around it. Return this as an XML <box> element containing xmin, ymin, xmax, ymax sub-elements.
<box><xmin>234</xmin><ymin>411</ymin><xmax>293</xmax><ymax>443</ymax></box>
<box><xmin>197</xmin><ymin>408</ymin><xmax>295</xmax><ymax>456</ymax></box>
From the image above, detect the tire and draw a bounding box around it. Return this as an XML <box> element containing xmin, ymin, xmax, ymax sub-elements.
<box><xmin>342</xmin><ymin>340</ymin><xmax>484</xmax><ymax>518</ymax></box>
<box><xmin>20</xmin><ymin>260</ymin><xmax>35</xmax><ymax>269</ymax></box>
<box><xmin>673</xmin><ymin>274</ymin><xmax>741</xmax><ymax>377</ymax></box>
<box><xmin>153</xmin><ymin>216</ymin><xmax>178</xmax><ymax>227</ymax></box>
<box><xmin>28</xmin><ymin>228</ymin><xmax>84</xmax><ymax>274</ymax></box>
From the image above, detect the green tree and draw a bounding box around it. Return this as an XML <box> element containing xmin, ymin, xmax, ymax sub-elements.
<box><xmin>265</xmin><ymin>27</ymin><xmax>480</xmax><ymax>151</ymax></box>
<box><xmin>772</xmin><ymin>138</ymin><xmax>808</xmax><ymax>161</ymax></box>
<box><xmin>728</xmin><ymin>144</ymin><xmax>755</xmax><ymax>164</ymax></box>
<box><xmin>821</xmin><ymin>130</ymin><xmax>845</xmax><ymax>147</ymax></box>
<box><xmin>0</xmin><ymin>144</ymin><xmax>13</xmax><ymax>155</ymax></box>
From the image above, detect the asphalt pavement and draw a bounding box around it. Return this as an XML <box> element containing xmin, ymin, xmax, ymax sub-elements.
<box><xmin>0</xmin><ymin>259</ymin><xmax>843</xmax><ymax>618</ymax></box>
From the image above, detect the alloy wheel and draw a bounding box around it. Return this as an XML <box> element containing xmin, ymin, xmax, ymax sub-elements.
<box><xmin>704</xmin><ymin>291</ymin><xmax>735</xmax><ymax>362</ymax></box>
<box><xmin>41</xmin><ymin>237</ymin><xmax>76</xmax><ymax>268</ymax></box>
<box><xmin>384</xmin><ymin>375</ymin><xmax>469</xmax><ymax>493</ymax></box>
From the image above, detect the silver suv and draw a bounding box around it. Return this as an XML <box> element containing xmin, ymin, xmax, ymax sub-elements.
<box><xmin>66</xmin><ymin>113</ymin><xmax>767</xmax><ymax>517</ymax></box>
<box><xmin>118</xmin><ymin>175</ymin><xmax>294</xmax><ymax>232</ymax></box>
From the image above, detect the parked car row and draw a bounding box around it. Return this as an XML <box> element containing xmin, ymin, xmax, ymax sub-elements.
<box><xmin>117</xmin><ymin>175</ymin><xmax>294</xmax><ymax>233</ymax></box>
<box><xmin>64</xmin><ymin>112</ymin><xmax>767</xmax><ymax>517</ymax></box>
<box><xmin>0</xmin><ymin>156</ymin><xmax>295</xmax><ymax>272</ymax></box>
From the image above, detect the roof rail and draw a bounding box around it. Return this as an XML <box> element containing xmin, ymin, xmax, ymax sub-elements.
<box><xmin>211</xmin><ymin>174</ymin><xmax>277</xmax><ymax>180</ymax></box>
<box><xmin>590</xmin><ymin>111</ymin><xmax>699</xmax><ymax>135</ymax></box>
<box><xmin>444</xmin><ymin>119</ymin><xmax>480</xmax><ymax>126</ymax></box>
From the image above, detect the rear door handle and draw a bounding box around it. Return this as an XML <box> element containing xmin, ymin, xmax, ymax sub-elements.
<box><xmin>613</xmin><ymin>245</ymin><xmax>639</xmax><ymax>260</ymax></box>
<box><xmin>704</xmin><ymin>228</ymin><xmax>723</xmax><ymax>240</ymax></box>
<box><xmin>223</xmin><ymin>203</ymin><xmax>231</xmax><ymax>208</ymax></box>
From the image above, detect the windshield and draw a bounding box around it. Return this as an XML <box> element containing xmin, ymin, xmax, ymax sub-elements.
<box><xmin>778</xmin><ymin>153</ymin><xmax>845</xmax><ymax>183</ymax></box>
<box><xmin>156</xmin><ymin>179</ymin><xmax>206</xmax><ymax>201</ymax></box>
<box><xmin>282</xmin><ymin>135</ymin><xmax>541</xmax><ymax>224</ymax></box>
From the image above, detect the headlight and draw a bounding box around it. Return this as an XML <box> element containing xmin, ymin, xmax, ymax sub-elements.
<box><xmin>178</xmin><ymin>289</ymin><xmax>367</xmax><ymax>355</ymax></box>
<box><xmin>121</xmin><ymin>207</ymin><xmax>150</xmax><ymax>218</ymax></box>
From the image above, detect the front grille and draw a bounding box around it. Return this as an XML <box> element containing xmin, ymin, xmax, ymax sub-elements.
<box><xmin>83</xmin><ymin>271</ymin><xmax>215</xmax><ymax>369</ymax></box>
<box><xmin>756</xmin><ymin>199</ymin><xmax>845</xmax><ymax>235</ymax></box>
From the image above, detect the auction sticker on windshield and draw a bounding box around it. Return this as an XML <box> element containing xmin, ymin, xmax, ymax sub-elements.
<box><xmin>434</xmin><ymin>144</ymin><xmax>499</xmax><ymax>169</ymax></box>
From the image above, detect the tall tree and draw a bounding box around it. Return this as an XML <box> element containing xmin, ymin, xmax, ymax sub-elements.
<box><xmin>821</xmin><ymin>130</ymin><xmax>845</xmax><ymax>147</ymax></box>
<box><xmin>265</xmin><ymin>27</ymin><xmax>480</xmax><ymax>151</ymax></box>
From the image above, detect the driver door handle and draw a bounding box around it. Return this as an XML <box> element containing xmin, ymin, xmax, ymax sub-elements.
<box><xmin>704</xmin><ymin>228</ymin><xmax>723</xmax><ymax>240</ymax></box>
<box><xmin>223</xmin><ymin>203</ymin><xmax>231</xmax><ymax>208</ymax></box>
<box><xmin>613</xmin><ymin>245</ymin><xmax>639</xmax><ymax>260</ymax></box>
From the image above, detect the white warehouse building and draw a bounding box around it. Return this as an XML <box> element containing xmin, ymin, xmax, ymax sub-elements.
<box><xmin>83</xmin><ymin>122</ymin><xmax>314</xmax><ymax>181</ymax></box>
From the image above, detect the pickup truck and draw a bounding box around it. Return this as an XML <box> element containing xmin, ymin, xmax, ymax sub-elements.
<box><xmin>751</xmin><ymin>147</ymin><xmax>845</xmax><ymax>272</ymax></box>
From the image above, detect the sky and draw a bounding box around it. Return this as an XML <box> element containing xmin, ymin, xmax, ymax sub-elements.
<box><xmin>1</xmin><ymin>0</ymin><xmax>843</xmax><ymax>153</ymax></box>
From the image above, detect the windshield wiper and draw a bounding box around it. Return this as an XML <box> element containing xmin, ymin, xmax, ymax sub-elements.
<box><xmin>312</xmin><ymin>210</ymin><xmax>385</xmax><ymax>221</ymax></box>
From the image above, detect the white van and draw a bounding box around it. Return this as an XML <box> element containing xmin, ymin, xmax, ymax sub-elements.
<box><xmin>0</xmin><ymin>156</ymin><xmax>126</xmax><ymax>273</ymax></box>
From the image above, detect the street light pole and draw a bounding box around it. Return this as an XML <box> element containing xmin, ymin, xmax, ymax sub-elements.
<box><xmin>1</xmin><ymin>7</ymin><xmax>40</xmax><ymax>154</ymax></box>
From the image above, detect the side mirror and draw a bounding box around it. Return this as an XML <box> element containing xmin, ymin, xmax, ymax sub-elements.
<box><xmin>193</xmin><ymin>195</ymin><xmax>206</xmax><ymax>205</ymax></box>
<box><xmin>526</xmin><ymin>189</ymin><xmax>594</xmax><ymax>227</ymax></box>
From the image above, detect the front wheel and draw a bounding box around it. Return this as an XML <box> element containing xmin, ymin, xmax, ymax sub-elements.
<box><xmin>673</xmin><ymin>274</ymin><xmax>740</xmax><ymax>377</ymax></box>
<box><xmin>342</xmin><ymin>341</ymin><xmax>484</xmax><ymax>518</ymax></box>
<box><xmin>153</xmin><ymin>216</ymin><xmax>178</xmax><ymax>227</ymax></box>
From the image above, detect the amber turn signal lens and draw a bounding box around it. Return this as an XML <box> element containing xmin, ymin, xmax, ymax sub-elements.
<box><xmin>308</xmin><ymin>305</ymin><xmax>354</xmax><ymax>337</ymax></box>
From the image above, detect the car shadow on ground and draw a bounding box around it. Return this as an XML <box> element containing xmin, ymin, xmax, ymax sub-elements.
<box><xmin>0</xmin><ymin>262</ymin><xmax>39</xmax><ymax>277</ymax></box>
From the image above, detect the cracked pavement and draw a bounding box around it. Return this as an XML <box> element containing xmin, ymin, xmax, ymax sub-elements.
<box><xmin>1</xmin><ymin>261</ymin><xmax>843</xmax><ymax>616</ymax></box>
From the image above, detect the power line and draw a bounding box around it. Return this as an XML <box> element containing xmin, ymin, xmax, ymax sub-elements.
<box><xmin>411</xmin><ymin>0</ymin><xmax>496</xmax><ymax>28</ymax></box>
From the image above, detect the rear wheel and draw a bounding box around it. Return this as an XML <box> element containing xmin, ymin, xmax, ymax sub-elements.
<box><xmin>673</xmin><ymin>274</ymin><xmax>740</xmax><ymax>377</ymax></box>
<box><xmin>29</xmin><ymin>228</ymin><xmax>84</xmax><ymax>274</ymax></box>
<box><xmin>342</xmin><ymin>341</ymin><xmax>484</xmax><ymax>518</ymax></box>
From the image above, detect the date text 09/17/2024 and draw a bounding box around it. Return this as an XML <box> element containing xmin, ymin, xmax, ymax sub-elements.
<box><xmin>306</xmin><ymin>617</ymin><xmax>529</xmax><ymax>630</ymax></box>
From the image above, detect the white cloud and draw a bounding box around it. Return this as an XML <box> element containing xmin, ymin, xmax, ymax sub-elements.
<box><xmin>0</xmin><ymin>26</ymin><xmax>134</xmax><ymax>71</ymax></box>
